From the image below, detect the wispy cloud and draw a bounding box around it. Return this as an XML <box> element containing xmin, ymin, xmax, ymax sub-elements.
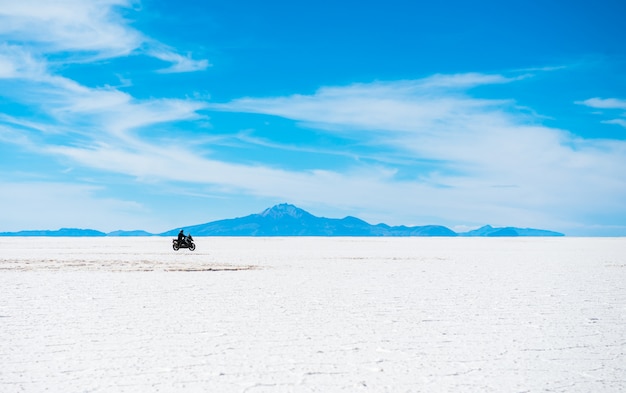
<box><xmin>0</xmin><ymin>43</ymin><xmax>51</xmax><ymax>81</ymax></box>
<box><xmin>207</xmin><ymin>75</ymin><xmax>626</xmax><ymax>230</ymax></box>
<box><xmin>578</xmin><ymin>97</ymin><xmax>626</xmax><ymax>110</ymax></box>
<box><xmin>417</xmin><ymin>72</ymin><xmax>530</xmax><ymax>89</ymax></box>
<box><xmin>603</xmin><ymin>119</ymin><xmax>626</xmax><ymax>128</ymax></box>
<box><xmin>577</xmin><ymin>97</ymin><xmax>626</xmax><ymax>129</ymax></box>
<box><xmin>0</xmin><ymin>1</ymin><xmax>209</xmax><ymax>147</ymax></box>
<box><xmin>210</xmin><ymin>79</ymin><xmax>514</xmax><ymax>136</ymax></box>
<box><xmin>0</xmin><ymin>0</ymin><xmax>142</xmax><ymax>59</ymax></box>
<box><xmin>147</xmin><ymin>44</ymin><xmax>211</xmax><ymax>73</ymax></box>
<box><xmin>0</xmin><ymin>0</ymin><xmax>208</xmax><ymax>71</ymax></box>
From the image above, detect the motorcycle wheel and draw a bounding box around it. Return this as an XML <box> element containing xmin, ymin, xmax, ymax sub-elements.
<box><xmin>172</xmin><ymin>241</ymin><xmax>180</xmax><ymax>251</ymax></box>
<box><xmin>189</xmin><ymin>242</ymin><xmax>196</xmax><ymax>251</ymax></box>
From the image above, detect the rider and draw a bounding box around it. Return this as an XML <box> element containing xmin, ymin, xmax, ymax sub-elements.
<box><xmin>178</xmin><ymin>229</ymin><xmax>186</xmax><ymax>245</ymax></box>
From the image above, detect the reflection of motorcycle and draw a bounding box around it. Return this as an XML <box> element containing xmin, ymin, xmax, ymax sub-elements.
<box><xmin>173</xmin><ymin>235</ymin><xmax>196</xmax><ymax>251</ymax></box>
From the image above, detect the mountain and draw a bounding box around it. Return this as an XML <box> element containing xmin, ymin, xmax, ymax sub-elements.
<box><xmin>459</xmin><ymin>225</ymin><xmax>564</xmax><ymax>237</ymax></box>
<box><xmin>0</xmin><ymin>228</ymin><xmax>107</xmax><ymax>237</ymax></box>
<box><xmin>0</xmin><ymin>204</ymin><xmax>565</xmax><ymax>237</ymax></box>
<box><xmin>161</xmin><ymin>203</ymin><xmax>457</xmax><ymax>236</ymax></box>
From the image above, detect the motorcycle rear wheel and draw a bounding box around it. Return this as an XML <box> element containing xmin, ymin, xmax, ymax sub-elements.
<box><xmin>172</xmin><ymin>241</ymin><xmax>180</xmax><ymax>251</ymax></box>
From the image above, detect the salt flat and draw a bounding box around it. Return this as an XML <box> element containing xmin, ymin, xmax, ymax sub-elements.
<box><xmin>0</xmin><ymin>237</ymin><xmax>625</xmax><ymax>392</ymax></box>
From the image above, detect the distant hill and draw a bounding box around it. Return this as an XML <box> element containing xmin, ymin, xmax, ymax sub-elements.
<box><xmin>458</xmin><ymin>225</ymin><xmax>564</xmax><ymax>237</ymax></box>
<box><xmin>107</xmin><ymin>230</ymin><xmax>155</xmax><ymax>237</ymax></box>
<box><xmin>0</xmin><ymin>204</ymin><xmax>565</xmax><ymax>237</ymax></box>
<box><xmin>0</xmin><ymin>228</ymin><xmax>106</xmax><ymax>237</ymax></box>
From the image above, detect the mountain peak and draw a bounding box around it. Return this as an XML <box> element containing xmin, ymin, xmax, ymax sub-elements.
<box><xmin>259</xmin><ymin>203</ymin><xmax>308</xmax><ymax>219</ymax></box>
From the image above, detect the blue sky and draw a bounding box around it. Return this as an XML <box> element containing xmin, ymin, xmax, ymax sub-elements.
<box><xmin>1</xmin><ymin>0</ymin><xmax>625</xmax><ymax>235</ymax></box>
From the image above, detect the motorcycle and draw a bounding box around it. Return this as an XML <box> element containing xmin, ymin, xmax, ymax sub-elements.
<box><xmin>173</xmin><ymin>235</ymin><xmax>196</xmax><ymax>251</ymax></box>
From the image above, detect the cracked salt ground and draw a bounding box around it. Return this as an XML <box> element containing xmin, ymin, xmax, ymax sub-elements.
<box><xmin>0</xmin><ymin>237</ymin><xmax>625</xmax><ymax>392</ymax></box>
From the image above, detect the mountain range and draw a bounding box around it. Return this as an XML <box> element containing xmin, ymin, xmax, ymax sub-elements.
<box><xmin>0</xmin><ymin>203</ymin><xmax>564</xmax><ymax>237</ymax></box>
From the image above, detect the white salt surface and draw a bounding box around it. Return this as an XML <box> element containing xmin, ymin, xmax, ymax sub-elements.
<box><xmin>1</xmin><ymin>237</ymin><xmax>625</xmax><ymax>392</ymax></box>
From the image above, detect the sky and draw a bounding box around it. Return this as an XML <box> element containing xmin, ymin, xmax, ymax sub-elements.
<box><xmin>0</xmin><ymin>0</ymin><xmax>625</xmax><ymax>236</ymax></box>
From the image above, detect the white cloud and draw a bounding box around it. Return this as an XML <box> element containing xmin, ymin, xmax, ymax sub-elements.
<box><xmin>210</xmin><ymin>80</ymin><xmax>514</xmax><ymax>136</ymax></box>
<box><xmin>46</xmin><ymin>84</ymin><xmax>207</xmax><ymax>136</ymax></box>
<box><xmin>0</xmin><ymin>44</ymin><xmax>48</xmax><ymax>79</ymax></box>
<box><xmin>0</xmin><ymin>0</ymin><xmax>142</xmax><ymax>59</ymax></box>
<box><xmin>577</xmin><ymin>97</ymin><xmax>626</xmax><ymax>110</ymax></box>
<box><xmin>577</xmin><ymin>97</ymin><xmax>626</xmax><ymax>130</ymax></box>
<box><xmin>0</xmin><ymin>114</ymin><xmax>48</xmax><ymax>134</ymax></box>
<box><xmin>0</xmin><ymin>0</ymin><xmax>207</xmax><ymax>71</ymax></box>
<box><xmin>603</xmin><ymin>119</ymin><xmax>626</xmax><ymax>128</ymax></box>
<box><xmin>148</xmin><ymin>45</ymin><xmax>211</xmax><ymax>73</ymax></box>
<box><xmin>418</xmin><ymin>72</ymin><xmax>529</xmax><ymax>88</ymax></box>
<box><xmin>206</xmin><ymin>76</ymin><xmax>626</xmax><ymax>232</ymax></box>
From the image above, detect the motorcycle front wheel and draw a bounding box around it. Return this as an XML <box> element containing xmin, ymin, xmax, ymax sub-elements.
<box><xmin>189</xmin><ymin>242</ymin><xmax>196</xmax><ymax>251</ymax></box>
